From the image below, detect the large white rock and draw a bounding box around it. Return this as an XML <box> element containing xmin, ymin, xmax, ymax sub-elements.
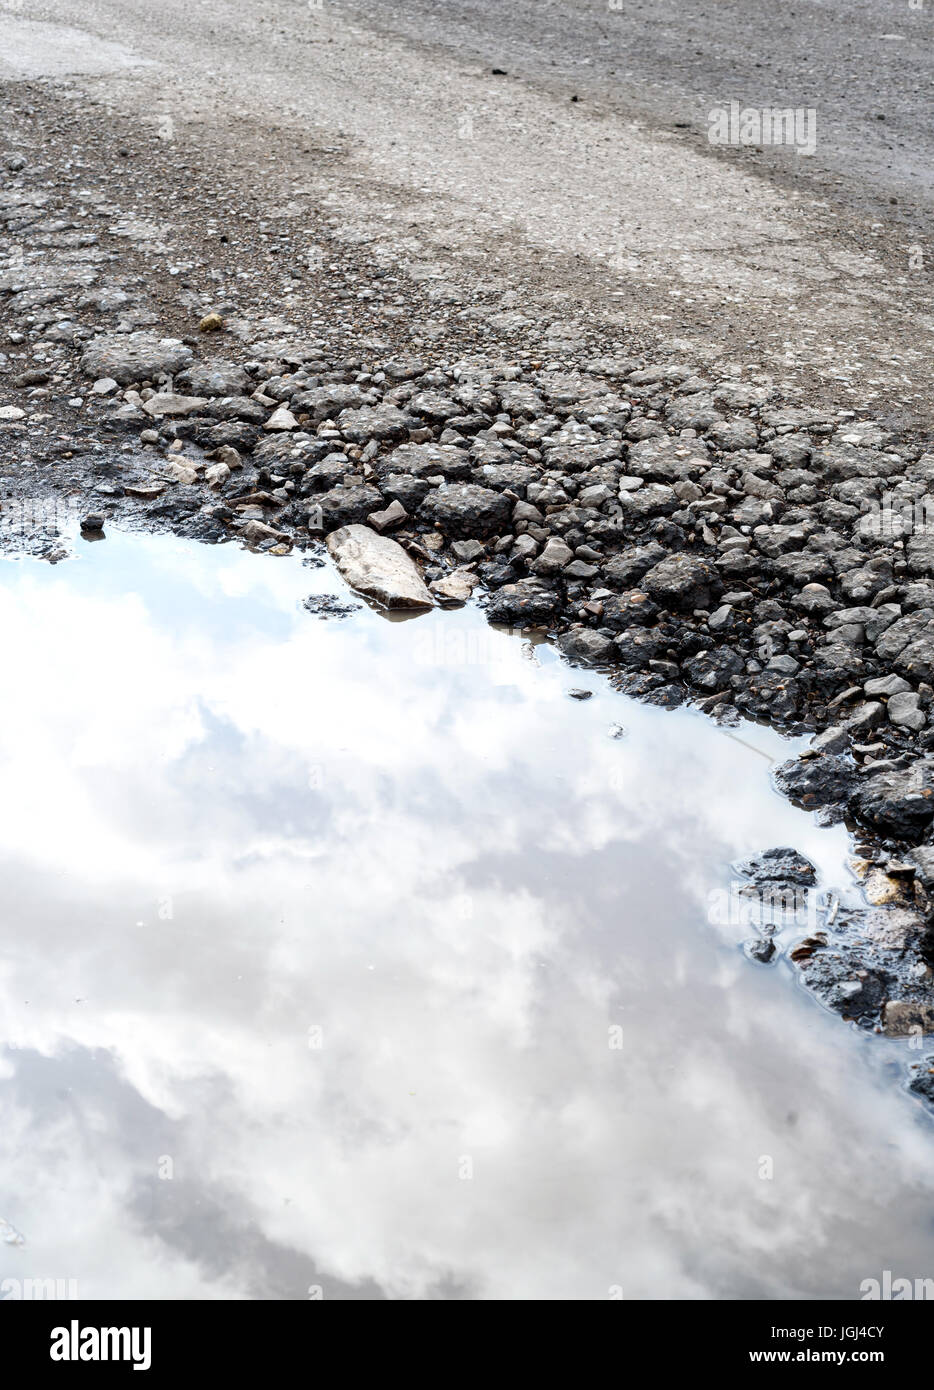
<box><xmin>327</xmin><ymin>524</ymin><xmax>434</xmax><ymax>610</ymax></box>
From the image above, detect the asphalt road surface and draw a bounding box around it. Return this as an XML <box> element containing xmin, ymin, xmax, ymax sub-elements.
<box><xmin>2</xmin><ymin>0</ymin><xmax>933</xmax><ymax>422</ymax></box>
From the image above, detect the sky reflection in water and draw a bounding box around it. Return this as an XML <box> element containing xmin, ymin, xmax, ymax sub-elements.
<box><xmin>0</xmin><ymin>531</ymin><xmax>933</xmax><ymax>1300</ymax></box>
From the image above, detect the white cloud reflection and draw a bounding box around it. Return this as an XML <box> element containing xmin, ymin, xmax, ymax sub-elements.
<box><xmin>0</xmin><ymin>531</ymin><xmax>933</xmax><ymax>1301</ymax></box>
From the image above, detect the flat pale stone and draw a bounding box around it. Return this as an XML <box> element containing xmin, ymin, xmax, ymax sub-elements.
<box><xmin>861</xmin><ymin>867</ymin><xmax>908</xmax><ymax>906</ymax></box>
<box><xmin>163</xmin><ymin>459</ymin><xmax>199</xmax><ymax>486</ymax></box>
<box><xmin>367</xmin><ymin>499</ymin><xmax>407</xmax><ymax>533</ymax></box>
<box><xmin>327</xmin><ymin>524</ymin><xmax>434</xmax><ymax>610</ymax></box>
<box><xmin>241</xmin><ymin>519</ymin><xmax>285</xmax><ymax>546</ymax></box>
<box><xmin>431</xmin><ymin>567</ymin><xmax>479</xmax><ymax>605</ymax></box>
<box><xmin>141</xmin><ymin>393</ymin><xmax>207</xmax><ymax>417</ymax></box>
<box><xmin>265</xmin><ymin>406</ymin><xmax>298</xmax><ymax>431</ymax></box>
<box><xmin>124</xmin><ymin>483</ymin><xmax>166</xmax><ymax>499</ymax></box>
<box><xmin>0</xmin><ymin>405</ymin><xmax>26</xmax><ymax>421</ymax></box>
<box><xmin>211</xmin><ymin>445</ymin><xmax>242</xmax><ymax>470</ymax></box>
<box><xmin>204</xmin><ymin>461</ymin><xmax>230</xmax><ymax>488</ymax></box>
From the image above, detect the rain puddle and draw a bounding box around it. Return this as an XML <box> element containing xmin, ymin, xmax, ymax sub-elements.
<box><xmin>1</xmin><ymin>530</ymin><xmax>934</xmax><ymax>1300</ymax></box>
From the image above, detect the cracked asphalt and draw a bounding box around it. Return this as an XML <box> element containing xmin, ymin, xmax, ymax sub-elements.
<box><xmin>1</xmin><ymin>0</ymin><xmax>933</xmax><ymax>426</ymax></box>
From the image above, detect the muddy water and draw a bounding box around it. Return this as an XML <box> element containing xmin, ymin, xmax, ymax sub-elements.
<box><xmin>1</xmin><ymin>531</ymin><xmax>933</xmax><ymax>1301</ymax></box>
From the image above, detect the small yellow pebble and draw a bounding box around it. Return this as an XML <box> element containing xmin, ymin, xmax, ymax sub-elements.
<box><xmin>198</xmin><ymin>312</ymin><xmax>224</xmax><ymax>332</ymax></box>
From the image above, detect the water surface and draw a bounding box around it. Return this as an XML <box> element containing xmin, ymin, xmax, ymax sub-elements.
<box><xmin>1</xmin><ymin>531</ymin><xmax>932</xmax><ymax>1300</ymax></box>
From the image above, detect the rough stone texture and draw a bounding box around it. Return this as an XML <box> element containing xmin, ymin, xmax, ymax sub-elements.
<box><xmin>80</xmin><ymin>332</ymin><xmax>193</xmax><ymax>385</ymax></box>
<box><xmin>733</xmin><ymin>847</ymin><xmax>817</xmax><ymax>886</ymax></box>
<box><xmin>641</xmin><ymin>554</ymin><xmax>719</xmax><ymax>612</ymax></box>
<box><xmin>557</xmin><ymin>627</ymin><xmax>617</xmax><ymax>665</ymax></box>
<box><xmin>378</xmin><ymin>442</ymin><xmax>472</xmax><ymax>479</ymax></box>
<box><xmin>419</xmin><ymin>484</ymin><xmax>511</xmax><ymax>539</ymax></box>
<box><xmin>337</xmin><ymin>403</ymin><xmax>408</xmax><ymax>442</ymax></box>
<box><xmin>141</xmin><ymin>393</ymin><xmax>207</xmax><ymax>418</ymax></box>
<box><xmin>431</xmin><ymin>567</ymin><xmax>479</xmax><ymax>604</ymax></box>
<box><xmin>774</xmin><ymin>754</ymin><xmax>857</xmax><ymax>809</ymax></box>
<box><xmin>176</xmin><ymin>362</ymin><xmax>251</xmax><ymax>396</ymax></box>
<box><xmin>314</xmin><ymin>485</ymin><xmax>384</xmax><ymax>529</ymax></box>
<box><xmin>485</xmin><ymin>582</ymin><xmax>560</xmax><ymax>627</ymax></box>
<box><xmin>850</xmin><ymin>766</ymin><xmax>934</xmax><ymax>840</ymax></box>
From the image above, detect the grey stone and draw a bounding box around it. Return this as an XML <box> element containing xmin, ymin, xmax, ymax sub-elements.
<box><xmin>851</xmin><ymin>765</ymin><xmax>934</xmax><ymax>839</ymax></box>
<box><xmin>887</xmin><ymin>691</ymin><xmax>925</xmax><ymax>729</ymax></box>
<box><xmin>177</xmin><ymin>362</ymin><xmax>252</xmax><ymax>397</ymax></box>
<box><xmin>367</xmin><ymin>499</ymin><xmax>408</xmax><ymax>533</ymax></box>
<box><xmin>774</xmin><ymin>754</ymin><xmax>857</xmax><ymax>808</ymax></box>
<box><xmin>379</xmin><ymin>442</ymin><xmax>473</xmax><ymax>480</ymax></box>
<box><xmin>316</xmin><ymin>484</ymin><xmax>384</xmax><ymax>530</ymax></box>
<box><xmin>419</xmin><ymin>484</ymin><xmax>511</xmax><ymax>539</ymax></box>
<box><xmin>641</xmin><ymin>554</ymin><xmax>719</xmax><ymax>612</ymax></box>
<box><xmin>530</xmin><ymin>537</ymin><xmax>574</xmax><ymax>576</ymax></box>
<box><xmin>865</xmin><ymin>674</ymin><xmax>912</xmax><ymax>697</ymax></box>
<box><xmin>265</xmin><ymin>406</ymin><xmax>298</xmax><ymax>432</ymax></box>
<box><xmin>485</xmin><ymin>581</ymin><xmax>560</xmax><ymax>627</ymax></box>
<box><xmin>337</xmin><ymin>403</ymin><xmax>408</xmax><ymax>442</ymax></box>
<box><xmin>451</xmin><ymin>539</ymin><xmax>485</xmax><ymax>563</ymax></box>
<box><xmin>141</xmin><ymin>393</ymin><xmax>207</xmax><ymax>418</ymax></box>
<box><xmin>906</xmin><ymin>847</ymin><xmax>934</xmax><ymax>888</ymax></box>
<box><xmin>431</xmin><ymin>568</ymin><xmax>479</xmax><ymax>605</ymax></box>
<box><xmin>557</xmin><ymin>627</ymin><xmax>617</xmax><ymax>666</ymax></box>
<box><xmin>707</xmin><ymin>418</ymin><xmax>759</xmax><ymax>452</ymax></box>
<box><xmin>811</xmin><ymin>725</ymin><xmax>851</xmax><ymax>755</ymax></box>
<box><xmin>733</xmin><ymin>847</ymin><xmax>817</xmax><ymax>886</ymax></box>
<box><xmin>80</xmin><ymin>332</ymin><xmax>193</xmax><ymax>385</ymax></box>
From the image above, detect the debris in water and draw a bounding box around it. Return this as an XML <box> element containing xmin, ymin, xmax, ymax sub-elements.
<box><xmin>0</xmin><ymin>1216</ymin><xmax>25</xmax><ymax>1246</ymax></box>
<box><xmin>302</xmin><ymin>593</ymin><xmax>361</xmax><ymax>620</ymax></box>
